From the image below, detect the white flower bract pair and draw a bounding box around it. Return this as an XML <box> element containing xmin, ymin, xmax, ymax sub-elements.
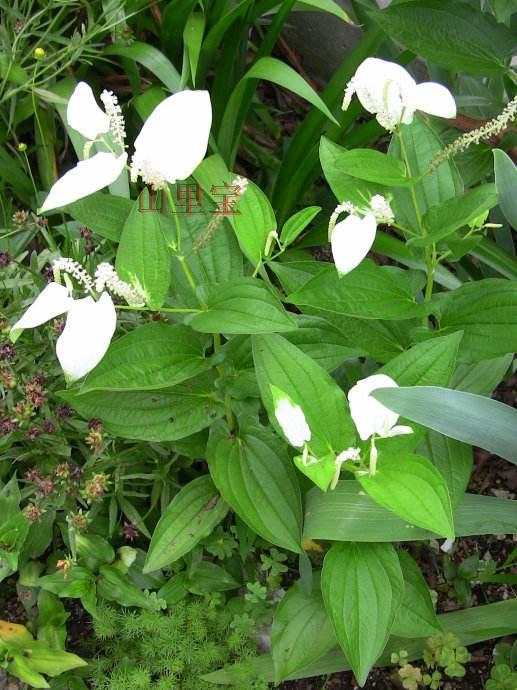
<box><xmin>11</xmin><ymin>282</ymin><xmax>116</xmax><ymax>383</ymax></box>
<box><xmin>329</xmin><ymin>195</ymin><xmax>393</xmax><ymax>276</ymax></box>
<box><xmin>343</xmin><ymin>57</ymin><xmax>456</xmax><ymax>131</ymax></box>
<box><xmin>40</xmin><ymin>82</ymin><xmax>212</xmax><ymax>213</ymax></box>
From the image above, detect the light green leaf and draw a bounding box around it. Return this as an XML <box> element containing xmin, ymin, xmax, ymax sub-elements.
<box><xmin>81</xmin><ymin>323</ymin><xmax>209</xmax><ymax>393</ymax></box>
<box><xmin>392</xmin><ymin>550</ymin><xmax>441</xmax><ymax>639</ymax></box>
<box><xmin>422</xmin><ymin>432</ymin><xmax>472</xmax><ymax>509</ymax></box>
<box><xmin>116</xmin><ymin>194</ymin><xmax>171</xmax><ymax>309</ymax></box>
<box><xmin>439</xmin><ymin>279</ymin><xmax>517</xmax><ymax>362</ymax></box>
<box><xmin>330</xmin><ymin>148</ymin><xmax>409</xmax><ymax>187</ymax></box>
<box><xmin>188</xmin><ymin>278</ymin><xmax>295</xmax><ymax>334</ymax></box>
<box><xmin>183</xmin><ymin>12</ymin><xmax>205</xmax><ymax>86</ymax></box>
<box><xmin>207</xmin><ymin>422</ymin><xmax>303</xmax><ymax>553</ymax></box>
<box><xmin>359</xmin><ymin>451</ymin><xmax>455</xmax><ymax>539</ymax></box>
<box><xmin>372</xmin><ymin>385</ymin><xmax>517</xmax><ymax>465</ymax></box>
<box><xmin>321</xmin><ymin>542</ymin><xmax>404</xmax><ymax>686</ymax></box>
<box><xmin>144</xmin><ymin>475</ymin><xmax>228</xmax><ymax>572</ymax></box>
<box><xmin>252</xmin><ymin>334</ymin><xmax>354</xmax><ymax>457</ymax></box>
<box><xmin>105</xmin><ymin>42</ymin><xmax>181</xmax><ymax>91</ymax></box>
<box><xmin>272</xmin><ymin>579</ymin><xmax>336</xmax><ymax>683</ymax></box>
<box><xmin>66</xmin><ymin>192</ymin><xmax>132</xmax><ymax>241</ymax></box>
<box><xmin>232</xmin><ymin>180</ymin><xmax>276</xmax><ymax>264</ymax></box>
<box><xmin>494</xmin><ymin>149</ymin><xmax>517</xmax><ymax>229</ymax></box>
<box><xmin>280</xmin><ymin>206</ymin><xmax>321</xmax><ymax>247</ymax></box>
<box><xmin>288</xmin><ymin>262</ymin><xmax>429</xmax><ymax>321</ymax></box>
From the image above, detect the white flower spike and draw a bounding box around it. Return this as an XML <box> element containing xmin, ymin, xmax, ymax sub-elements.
<box><xmin>272</xmin><ymin>387</ymin><xmax>311</xmax><ymax>448</ymax></box>
<box><xmin>343</xmin><ymin>58</ymin><xmax>456</xmax><ymax>131</ymax></box>
<box><xmin>131</xmin><ymin>90</ymin><xmax>212</xmax><ymax>188</ymax></box>
<box><xmin>347</xmin><ymin>374</ymin><xmax>413</xmax><ymax>441</ymax></box>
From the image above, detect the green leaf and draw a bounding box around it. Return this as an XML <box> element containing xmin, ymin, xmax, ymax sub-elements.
<box><xmin>330</xmin><ymin>148</ymin><xmax>409</xmax><ymax>187</ymax></box>
<box><xmin>359</xmin><ymin>451</ymin><xmax>455</xmax><ymax>539</ymax></box>
<box><xmin>422</xmin><ymin>432</ymin><xmax>473</xmax><ymax>510</ymax></box>
<box><xmin>280</xmin><ymin>206</ymin><xmax>321</xmax><ymax>247</ymax></box>
<box><xmin>372</xmin><ymin>386</ymin><xmax>517</xmax><ymax>466</ymax></box>
<box><xmin>272</xmin><ymin>579</ymin><xmax>336</xmax><ymax>683</ymax></box>
<box><xmin>186</xmin><ymin>561</ymin><xmax>240</xmax><ymax>594</ymax></box>
<box><xmin>288</xmin><ymin>262</ymin><xmax>428</xmax><ymax>321</ymax></box>
<box><xmin>116</xmin><ymin>194</ymin><xmax>171</xmax><ymax>309</ymax></box>
<box><xmin>97</xmin><ymin>565</ymin><xmax>165</xmax><ymax>610</ymax></box>
<box><xmin>304</xmin><ymin>481</ymin><xmax>517</xmax><ymax>543</ymax></box>
<box><xmin>389</xmin><ymin>116</ymin><xmax>463</xmax><ymax>234</ymax></box>
<box><xmin>412</xmin><ymin>184</ymin><xmax>499</xmax><ymax>248</ymax></box>
<box><xmin>470</xmin><ymin>237</ymin><xmax>517</xmax><ymax>281</ymax></box>
<box><xmin>19</xmin><ymin>642</ymin><xmax>87</xmax><ymax>676</ymax></box>
<box><xmin>293</xmin><ymin>0</ymin><xmax>353</xmax><ymax>23</ymax></box>
<box><xmin>188</xmin><ymin>278</ymin><xmax>295</xmax><ymax>334</ymax></box>
<box><xmin>218</xmin><ymin>56</ymin><xmax>338</xmax><ymax>162</ymax></box>
<box><xmin>320</xmin><ymin>137</ymin><xmax>384</xmax><ymax>208</ymax></box>
<box><xmin>81</xmin><ymin>323</ymin><xmax>209</xmax><ymax>393</ymax></box>
<box><xmin>105</xmin><ymin>42</ymin><xmax>181</xmax><ymax>91</ymax></box>
<box><xmin>66</xmin><ymin>192</ymin><xmax>132</xmax><ymax>241</ymax></box>
<box><xmin>58</xmin><ymin>374</ymin><xmax>224</xmax><ymax>442</ymax></box>
<box><xmin>392</xmin><ymin>551</ymin><xmax>441</xmax><ymax>639</ymax></box>
<box><xmin>321</xmin><ymin>542</ymin><xmax>404</xmax><ymax>686</ymax></box>
<box><xmin>183</xmin><ymin>12</ymin><xmax>205</xmax><ymax>86</ymax></box>
<box><xmin>494</xmin><ymin>149</ymin><xmax>517</xmax><ymax>229</ymax></box>
<box><xmin>232</xmin><ymin>180</ymin><xmax>276</xmax><ymax>264</ymax></box>
<box><xmin>452</xmin><ymin>354</ymin><xmax>514</xmax><ymax>396</ymax></box>
<box><xmin>380</xmin><ymin>332</ymin><xmax>462</xmax><ymax>387</ymax></box>
<box><xmin>252</xmin><ymin>334</ymin><xmax>354</xmax><ymax>457</ymax></box>
<box><xmin>144</xmin><ymin>475</ymin><xmax>228</xmax><ymax>572</ymax></box>
<box><xmin>371</xmin><ymin>0</ymin><xmax>517</xmax><ymax>75</ymax></box>
<box><xmin>439</xmin><ymin>279</ymin><xmax>517</xmax><ymax>362</ymax></box>
<box><xmin>207</xmin><ymin>422</ymin><xmax>303</xmax><ymax>553</ymax></box>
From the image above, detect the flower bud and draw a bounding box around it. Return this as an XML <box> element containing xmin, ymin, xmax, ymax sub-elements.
<box><xmin>34</xmin><ymin>47</ymin><xmax>46</xmax><ymax>60</ymax></box>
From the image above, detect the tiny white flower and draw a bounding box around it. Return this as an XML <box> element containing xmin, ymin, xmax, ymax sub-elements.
<box><xmin>342</xmin><ymin>58</ymin><xmax>456</xmax><ymax>131</ymax></box>
<box><xmin>331</xmin><ymin>446</ymin><xmax>361</xmax><ymax>490</ymax></box>
<box><xmin>131</xmin><ymin>90</ymin><xmax>212</xmax><ymax>189</ymax></box>
<box><xmin>347</xmin><ymin>374</ymin><xmax>413</xmax><ymax>441</ymax></box>
<box><xmin>330</xmin><ymin>212</ymin><xmax>377</xmax><ymax>276</ymax></box>
<box><xmin>272</xmin><ymin>391</ymin><xmax>311</xmax><ymax>448</ymax></box>
<box><xmin>369</xmin><ymin>194</ymin><xmax>394</xmax><ymax>224</ymax></box>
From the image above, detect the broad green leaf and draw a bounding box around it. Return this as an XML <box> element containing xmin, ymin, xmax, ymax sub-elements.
<box><xmin>330</xmin><ymin>148</ymin><xmax>409</xmax><ymax>187</ymax></box>
<box><xmin>188</xmin><ymin>278</ymin><xmax>295</xmax><ymax>334</ymax></box>
<box><xmin>371</xmin><ymin>0</ymin><xmax>517</xmax><ymax>75</ymax></box>
<box><xmin>97</xmin><ymin>565</ymin><xmax>165</xmax><ymax>610</ymax></box>
<box><xmin>232</xmin><ymin>180</ymin><xmax>276</xmax><ymax>264</ymax></box>
<box><xmin>116</xmin><ymin>194</ymin><xmax>171</xmax><ymax>309</ymax></box>
<box><xmin>81</xmin><ymin>323</ymin><xmax>209</xmax><ymax>393</ymax></box>
<box><xmin>272</xmin><ymin>579</ymin><xmax>336</xmax><ymax>683</ymax></box>
<box><xmin>66</xmin><ymin>192</ymin><xmax>132</xmax><ymax>241</ymax></box>
<box><xmin>412</xmin><ymin>184</ymin><xmax>499</xmax><ymax>247</ymax></box>
<box><xmin>288</xmin><ymin>262</ymin><xmax>429</xmax><ymax>321</ymax></box>
<box><xmin>439</xmin><ymin>279</ymin><xmax>517</xmax><ymax>362</ymax></box>
<box><xmin>452</xmin><ymin>354</ymin><xmax>514</xmax><ymax>396</ymax></box>
<box><xmin>293</xmin><ymin>0</ymin><xmax>352</xmax><ymax>23</ymax></box>
<box><xmin>252</xmin><ymin>334</ymin><xmax>354</xmax><ymax>457</ymax></box>
<box><xmin>359</xmin><ymin>451</ymin><xmax>455</xmax><ymax>539</ymax></box>
<box><xmin>157</xmin><ymin>572</ymin><xmax>189</xmax><ymax>606</ymax></box>
<box><xmin>373</xmin><ymin>385</ymin><xmax>517</xmax><ymax>465</ymax></box>
<box><xmin>380</xmin><ymin>331</ymin><xmax>462</xmax><ymax>387</ymax></box>
<box><xmin>422</xmin><ymin>432</ymin><xmax>472</xmax><ymax>509</ymax></box>
<box><xmin>183</xmin><ymin>12</ymin><xmax>205</xmax><ymax>86</ymax></box>
<box><xmin>392</xmin><ymin>550</ymin><xmax>441</xmax><ymax>639</ymax></box>
<box><xmin>303</xmin><ymin>482</ymin><xmax>517</xmax><ymax>542</ymax></box>
<box><xmin>471</xmin><ymin>236</ymin><xmax>517</xmax><ymax>281</ymax></box>
<box><xmin>144</xmin><ymin>475</ymin><xmax>228</xmax><ymax>572</ymax></box>
<box><xmin>280</xmin><ymin>206</ymin><xmax>321</xmax><ymax>247</ymax></box>
<box><xmin>321</xmin><ymin>542</ymin><xmax>404</xmax><ymax>686</ymax></box>
<box><xmin>18</xmin><ymin>642</ymin><xmax>87</xmax><ymax>676</ymax></box>
<box><xmin>320</xmin><ymin>137</ymin><xmax>384</xmax><ymax>207</ymax></box>
<box><xmin>203</xmin><ymin>598</ymin><xmax>517</xmax><ymax>683</ymax></box>
<box><xmin>186</xmin><ymin>561</ymin><xmax>240</xmax><ymax>594</ymax></box>
<box><xmin>58</xmin><ymin>373</ymin><xmax>224</xmax><ymax>442</ymax></box>
<box><xmin>105</xmin><ymin>42</ymin><xmax>181</xmax><ymax>91</ymax></box>
<box><xmin>389</xmin><ymin>116</ymin><xmax>463</xmax><ymax>234</ymax></box>
<box><xmin>207</xmin><ymin>422</ymin><xmax>303</xmax><ymax>553</ymax></box>
<box><xmin>494</xmin><ymin>149</ymin><xmax>517</xmax><ymax>229</ymax></box>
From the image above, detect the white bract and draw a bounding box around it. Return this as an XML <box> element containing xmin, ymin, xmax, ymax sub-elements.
<box><xmin>329</xmin><ymin>195</ymin><xmax>393</xmax><ymax>275</ymax></box>
<box><xmin>40</xmin><ymin>82</ymin><xmax>212</xmax><ymax>213</ymax></box>
<box><xmin>343</xmin><ymin>57</ymin><xmax>456</xmax><ymax>131</ymax></box>
<box><xmin>347</xmin><ymin>374</ymin><xmax>413</xmax><ymax>441</ymax></box>
<box><xmin>274</xmin><ymin>397</ymin><xmax>311</xmax><ymax>448</ymax></box>
<box><xmin>11</xmin><ymin>282</ymin><xmax>116</xmax><ymax>382</ymax></box>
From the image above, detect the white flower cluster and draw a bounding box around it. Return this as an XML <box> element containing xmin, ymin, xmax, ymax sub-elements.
<box><xmin>232</xmin><ymin>175</ymin><xmax>249</xmax><ymax>195</ymax></box>
<box><xmin>52</xmin><ymin>257</ymin><xmax>94</xmax><ymax>293</ymax></box>
<box><xmin>94</xmin><ymin>262</ymin><xmax>145</xmax><ymax>306</ymax></box>
<box><xmin>100</xmin><ymin>90</ymin><xmax>126</xmax><ymax>149</ymax></box>
<box><xmin>369</xmin><ymin>194</ymin><xmax>394</xmax><ymax>224</ymax></box>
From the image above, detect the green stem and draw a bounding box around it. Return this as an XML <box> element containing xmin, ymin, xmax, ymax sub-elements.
<box><xmin>165</xmin><ymin>186</ymin><xmax>181</xmax><ymax>251</ymax></box>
